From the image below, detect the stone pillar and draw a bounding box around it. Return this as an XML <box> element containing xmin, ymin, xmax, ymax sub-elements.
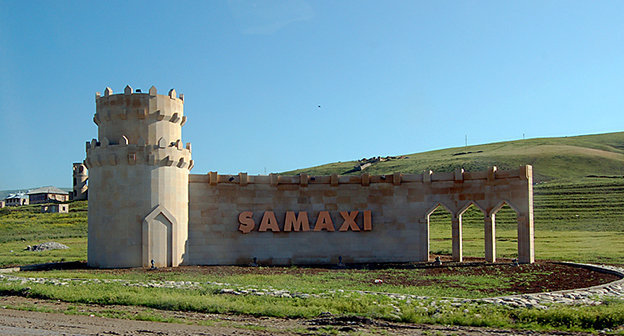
<box><xmin>517</xmin><ymin>165</ymin><xmax>535</xmax><ymax>264</ymax></box>
<box><xmin>484</xmin><ymin>215</ymin><xmax>496</xmax><ymax>263</ymax></box>
<box><xmin>419</xmin><ymin>217</ymin><xmax>430</xmax><ymax>262</ymax></box>
<box><xmin>517</xmin><ymin>215</ymin><xmax>534</xmax><ymax>263</ymax></box>
<box><xmin>451</xmin><ymin>216</ymin><xmax>462</xmax><ymax>262</ymax></box>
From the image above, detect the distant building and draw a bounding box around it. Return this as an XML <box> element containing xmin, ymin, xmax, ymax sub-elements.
<box><xmin>41</xmin><ymin>204</ymin><xmax>69</xmax><ymax>213</ymax></box>
<box><xmin>71</xmin><ymin>163</ymin><xmax>88</xmax><ymax>201</ymax></box>
<box><xmin>0</xmin><ymin>200</ymin><xmax>5</xmax><ymax>208</ymax></box>
<box><xmin>27</xmin><ymin>186</ymin><xmax>69</xmax><ymax>204</ymax></box>
<box><xmin>5</xmin><ymin>193</ymin><xmax>29</xmax><ymax>206</ymax></box>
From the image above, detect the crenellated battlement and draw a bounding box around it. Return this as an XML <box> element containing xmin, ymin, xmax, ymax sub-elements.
<box><xmin>85</xmin><ymin>142</ymin><xmax>193</xmax><ymax>170</ymax></box>
<box><xmin>87</xmin><ymin>84</ymin><xmax>192</xmax><ymax>169</ymax></box>
<box><xmin>189</xmin><ymin>166</ymin><xmax>531</xmax><ymax>186</ymax></box>
<box><xmin>94</xmin><ymin>86</ymin><xmax>186</xmax><ymax>127</ymax></box>
<box><xmin>95</xmin><ymin>85</ymin><xmax>184</xmax><ymax>101</ymax></box>
<box><xmin>92</xmin><ymin>85</ymin><xmax>188</xmax><ymax>148</ymax></box>
<box><xmin>86</xmin><ymin>137</ymin><xmax>192</xmax><ymax>151</ymax></box>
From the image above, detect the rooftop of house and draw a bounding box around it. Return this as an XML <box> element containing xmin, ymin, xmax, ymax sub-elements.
<box><xmin>27</xmin><ymin>186</ymin><xmax>69</xmax><ymax>195</ymax></box>
<box><xmin>6</xmin><ymin>192</ymin><xmax>27</xmax><ymax>199</ymax></box>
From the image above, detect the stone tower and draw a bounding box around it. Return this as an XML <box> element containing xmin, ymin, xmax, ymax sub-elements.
<box><xmin>85</xmin><ymin>85</ymin><xmax>193</xmax><ymax>268</ymax></box>
<box><xmin>72</xmin><ymin>162</ymin><xmax>88</xmax><ymax>201</ymax></box>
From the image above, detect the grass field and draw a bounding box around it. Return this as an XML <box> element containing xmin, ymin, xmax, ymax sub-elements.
<box><xmin>1</xmin><ymin>132</ymin><xmax>624</xmax><ymax>333</ymax></box>
<box><xmin>0</xmin><ymin>201</ymin><xmax>87</xmax><ymax>267</ymax></box>
<box><xmin>9</xmin><ymin>268</ymin><xmax>533</xmax><ymax>299</ymax></box>
<box><xmin>0</xmin><ymin>270</ymin><xmax>622</xmax><ymax>332</ymax></box>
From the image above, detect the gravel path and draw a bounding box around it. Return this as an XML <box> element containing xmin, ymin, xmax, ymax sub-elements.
<box><xmin>0</xmin><ymin>306</ymin><xmax>272</xmax><ymax>335</ymax></box>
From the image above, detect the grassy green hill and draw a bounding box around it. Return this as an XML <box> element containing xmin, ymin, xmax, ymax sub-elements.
<box><xmin>284</xmin><ymin>131</ymin><xmax>624</xmax><ymax>182</ymax></box>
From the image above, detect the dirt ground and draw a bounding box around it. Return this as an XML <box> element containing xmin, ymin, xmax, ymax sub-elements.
<box><xmin>0</xmin><ymin>296</ymin><xmax>598</xmax><ymax>336</ymax></box>
<box><xmin>76</xmin><ymin>260</ymin><xmax>621</xmax><ymax>295</ymax></box>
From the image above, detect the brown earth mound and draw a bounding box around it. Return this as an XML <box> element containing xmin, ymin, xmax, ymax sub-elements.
<box><xmin>85</xmin><ymin>260</ymin><xmax>621</xmax><ymax>295</ymax></box>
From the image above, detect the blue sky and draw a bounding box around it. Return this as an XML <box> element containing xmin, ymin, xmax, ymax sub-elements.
<box><xmin>1</xmin><ymin>1</ymin><xmax>623</xmax><ymax>190</ymax></box>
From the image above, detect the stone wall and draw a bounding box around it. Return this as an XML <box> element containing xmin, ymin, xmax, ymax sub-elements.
<box><xmin>86</xmin><ymin>86</ymin><xmax>192</xmax><ymax>268</ymax></box>
<box><xmin>85</xmin><ymin>85</ymin><xmax>534</xmax><ymax>268</ymax></box>
<box><xmin>187</xmin><ymin>166</ymin><xmax>534</xmax><ymax>266</ymax></box>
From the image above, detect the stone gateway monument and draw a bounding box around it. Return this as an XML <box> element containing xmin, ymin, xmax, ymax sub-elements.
<box><xmin>85</xmin><ymin>86</ymin><xmax>534</xmax><ymax>268</ymax></box>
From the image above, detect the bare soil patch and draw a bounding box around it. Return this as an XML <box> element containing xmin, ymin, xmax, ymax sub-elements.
<box><xmin>72</xmin><ymin>259</ymin><xmax>621</xmax><ymax>295</ymax></box>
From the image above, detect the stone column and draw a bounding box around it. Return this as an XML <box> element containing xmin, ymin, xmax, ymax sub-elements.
<box><xmin>451</xmin><ymin>216</ymin><xmax>463</xmax><ymax>262</ymax></box>
<box><xmin>419</xmin><ymin>217</ymin><xmax>430</xmax><ymax>262</ymax></box>
<box><xmin>517</xmin><ymin>215</ymin><xmax>534</xmax><ymax>263</ymax></box>
<box><xmin>517</xmin><ymin>165</ymin><xmax>535</xmax><ymax>264</ymax></box>
<box><xmin>484</xmin><ymin>215</ymin><xmax>496</xmax><ymax>263</ymax></box>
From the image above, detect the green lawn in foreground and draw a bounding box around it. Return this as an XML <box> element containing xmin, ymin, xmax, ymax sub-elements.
<box><xmin>0</xmin><ymin>278</ymin><xmax>622</xmax><ymax>332</ymax></box>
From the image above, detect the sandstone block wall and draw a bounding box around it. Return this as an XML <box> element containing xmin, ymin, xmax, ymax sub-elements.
<box><xmin>187</xmin><ymin>166</ymin><xmax>534</xmax><ymax>265</ymax></box>
<box><xmin>86</xmin><ymin>86</ymin><xmax>192</xmax><ymax>268</ymax></box>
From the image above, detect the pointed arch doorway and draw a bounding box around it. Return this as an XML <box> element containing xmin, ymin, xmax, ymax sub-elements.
<box><xmin>142</xmin><ymin>205</ymin><xmax>177</xmax><ymax>268</ymax></box>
